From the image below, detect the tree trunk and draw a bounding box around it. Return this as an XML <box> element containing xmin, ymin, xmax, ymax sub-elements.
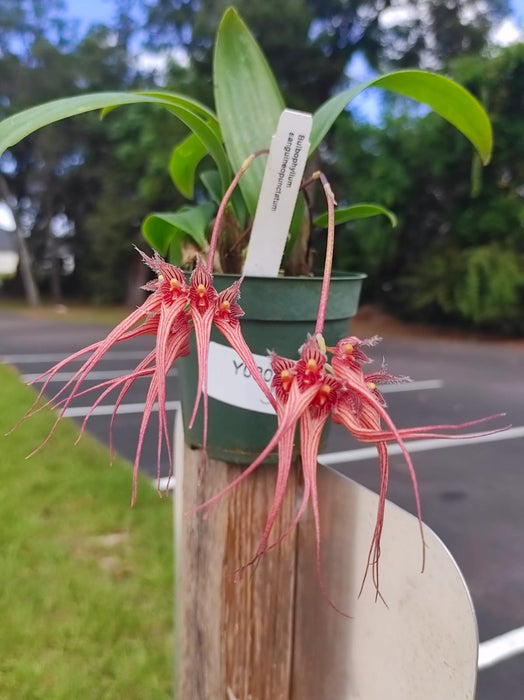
<box><xmin>0</xmin><ymin>176</ymin><xmax>40</xmax><ymax>307</ymax></box>
<box><xmin>15</xmin><ymin>227</ymin><xmax>40</xmax><ymax>307</ymax></box>
<box><xmin>49</xmin><ymin>234</ymin><xmax>62</xmax><ymax>304</ymax></box>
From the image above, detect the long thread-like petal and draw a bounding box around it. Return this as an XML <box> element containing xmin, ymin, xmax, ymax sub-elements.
<box><xmin>300</xmin><ymin>408</ymin><xmax>350</xmax><ymax>617</ymax></box>
<box><xmin>188</xmin><ymin>380</ymin><xmax>319</xmax><ymax>515</ymax></box>
<box><xmin>243</xmin><ymin>410</ymin><xmax>295</xmax><ymax>568</ymax></box>
<box><xmin>333</xmin><ymin>405</ymin><xmax>507</xmax><ymax>443</ymax></box>
<box><xmin>187</xmin><ymin>262</ymin><xmax>217</xmax><ymax>448</ymax></box>
<box><xmin>24</xmin><ymin>303</ymin><xmax>163</xmax><ymax>457</ymax></box>
<box><xmin>332</xmin><ymin>356</ymin><xmax>428</xmax><ymax>571</ymax></box>
<box><xmin>75</xmin><ymin>355</ymin><xmax>156</xmax><ymax>445</ymax></box>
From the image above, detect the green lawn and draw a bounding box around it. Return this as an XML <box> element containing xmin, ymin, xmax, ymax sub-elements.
<box><xmin>0</xmin><ymin>364</ymin><xmax>174</xmax><ymax>698</ymax></box>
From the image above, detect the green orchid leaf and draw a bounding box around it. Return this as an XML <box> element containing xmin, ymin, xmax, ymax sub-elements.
<box><xmin>0</xmin><ymin>91</ymin><xmax>231</xmax><ymax>190</ymax></box>
<box><xmin>170</xmin><ymin>133</ymin><xmax>209</xmax><ymax>199</ymax></box>
<box><xmin>200</xmin><ymin>170</ymin><xmax>222</xmax><ymax>204</ymax></box>
<box><xmin>148</xmin><ymin>104</ymin><xmax>230</xmax><ymax>190</ymax></box>
<box><xmin>200</xmin><ymin>169</ymin><xmax>249</xmax><ymax>228</ymax></box>
<box><xmin>167</xmin><ymin>235</ymin><xmax>185</xmax><ymax>267</ymax></box>
<box><xmin>132</xmin><ymin>90</ymin><xmax>219</xmax><ymax>130</ymax></box>
<box><xmin>145</xmin><ymin>226</ymin><xmax>191</xmax><ymax>267</ymax></box>
<box><xmin>311</xmin><ymin>70</ymin><xmax>492</xmax><ymax>164</ymax></box>
<box><xmin>142</xmin><ymin>202</ymin><xmax>215</xmax><ymax>256</ymax></box>
<box><xmin>314</xmin><ymin>203</ymin><xmax>398</xmax><ymax>228</ymax></box>
<box><xmin>214</xmin><ymin>7</ymin><xmax>285</xmax><ymax>215</ymax></box>
<box><xmin>142</xmin><ymin>215</ymin><xmax>176</xmax><ymax>256</ymax></box>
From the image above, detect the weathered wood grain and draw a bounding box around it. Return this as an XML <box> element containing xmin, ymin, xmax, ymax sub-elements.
<box><xmin>175</xmin><ymin>442</ymin><xmax>299</xmax><ymax>699</ymax></box>
<box><xmin>175</xmin><ymin>430</ymin><xmax>478</xmax><ymax>699</ymax></box>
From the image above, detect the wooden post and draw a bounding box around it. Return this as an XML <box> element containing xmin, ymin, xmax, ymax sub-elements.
<box><xmin>174</xmin><ymin>412</ymin><xmax>478</xmax><ymax>699</ymax></box>
<box><xmin>175</xmin><ymin>435</ymin><xmax>300</xmax><ymax>699</ymax></box>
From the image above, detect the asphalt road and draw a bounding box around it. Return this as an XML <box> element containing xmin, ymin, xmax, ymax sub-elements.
<box><xmin>1</xmin><ymin>307</ymin><xmax>523</xmax><ymax>699</ymax></box>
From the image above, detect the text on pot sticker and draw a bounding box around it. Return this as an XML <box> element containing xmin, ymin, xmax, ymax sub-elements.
<box><xmin>243</xmin><ymin>108</ymin><xmax>312</xmax><ymax>278</ymax></box>
<box><xmin>207</xmin><ymin>341</ymin><xmax>276</xmax><ymax>415</ymax></box>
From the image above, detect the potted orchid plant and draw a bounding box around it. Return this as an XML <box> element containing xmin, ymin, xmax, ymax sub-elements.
<box><xmin>1</xmin><ymin>7</ymin><xmax>500</xmax><ymax>606</ymax></box>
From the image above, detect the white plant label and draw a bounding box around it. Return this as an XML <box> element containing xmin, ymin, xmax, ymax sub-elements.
<box><xmin>206</xmin><ymin>341</ymin><xmax>276</xmax><ymax>415</ymax></box>
<box><xmin>243</xmin><ymin>108</ymin><xmax>312</xmax><ymax>278</ymax></box>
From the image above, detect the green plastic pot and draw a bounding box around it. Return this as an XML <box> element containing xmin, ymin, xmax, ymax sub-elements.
<box><xmin>178</xmin><ymin>271</ymin><xmax>366</xmax><ymax>464</ymax></box>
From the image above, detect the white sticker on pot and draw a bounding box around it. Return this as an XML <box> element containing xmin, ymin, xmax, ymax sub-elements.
<box><xmin>206</xmin><ymin>341</ymin><xmax>276</xmax><ymax>415</ymax></box>
<box><xmin>243</xmin><ymin>108</ymin><xmax>312</xmax><ymax>278</ymax></box>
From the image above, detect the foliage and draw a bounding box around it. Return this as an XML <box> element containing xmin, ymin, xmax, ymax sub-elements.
<box><xmin>0</xmin><ymin>2</ymin><xmax>509</xmax><ymax>310</ymax></box>
<box><xmin>0</xmin><ymin>363</ymin><xmax>173</xmax><ymax>697</ymax></box>
<box><xmin>331</xmin><ymin>42</ymin><xmax>524</xmax><ymax>333</ymax></box>
<box><xmin>141</xmin><ymin>0</ymin><xmax>509</xmax><ymax>105</ymax></box>
<box><xmin>376</xmin><ymin>0</ymin><xmax>509</xmax><ymax>69</ymax></box>
<box><xmin>0</xmin><ymin>3</ymin><xmax>186</xmax><ymax>304</ymax></box>
<box><xmin>400</xmin><ymin>244</ymin><xmax>524</xmax><ymax>329</ymax></box>
<box><xmin>0</xmin><ymin>8</ymin><xmax>492</xmax><ymax>283</ymax></box>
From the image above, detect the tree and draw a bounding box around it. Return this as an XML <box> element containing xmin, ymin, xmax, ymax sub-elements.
<box><xmin>141</xmin><ymin>0</ymin><xmax>509</xmax><ymax>109</ymax></box>
<box><xmin>331</xmin><ymin>42</ymin><xmax>524</xmax><ymax>333</ymax></box>
<box><xmin>0</xmin><ymin>1</ymin><xmax>78</xmax><ymax>302</ymax></box>
<box><xmin>376</xmin><ymin>0</ymin><xmax>509</xmax><ymax>69</ymax></box>
<box><xmin>0</xmin><ymin>2</ymin><xmax>183</xmax><ymax>304</ymax></box>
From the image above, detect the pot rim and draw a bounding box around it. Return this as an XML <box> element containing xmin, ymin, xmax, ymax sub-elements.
<box><xmin>187</xmin><ymin>270</ymin><xmax>368</xmax><ymax>282</ymax></box>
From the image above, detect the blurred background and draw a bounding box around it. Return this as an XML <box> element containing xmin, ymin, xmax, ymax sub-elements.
<box><xmin>0</xmin><ymin>0</ymin><xmax>522</xmax><ymax>335</ymax></box>
<box><xmin>0</xmin><ymin>4</ymin><xmax>523</xmax><ymax>698</ymax></box>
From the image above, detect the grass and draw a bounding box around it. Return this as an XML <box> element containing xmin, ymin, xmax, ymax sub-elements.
<box><xmin>0</xmin><ymin>364</ymin><xmax>174</xmax><ymax>699</ymax></box>
<box><xmin>0</xmin><ymin>299</ymin><xmax>129</xmax><ymax>326</ymax></box>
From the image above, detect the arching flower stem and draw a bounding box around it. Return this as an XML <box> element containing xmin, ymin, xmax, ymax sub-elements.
<box><xmin>313</xmin><ymin>171</ymin><xmax>337</xmax><ymax>337</ymax></box>
<box><xmin>206</xmin><ymin>149</ymin><xmax>269</xmax><ymax>272</ymax></box>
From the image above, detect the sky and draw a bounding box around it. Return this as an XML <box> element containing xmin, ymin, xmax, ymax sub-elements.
<box><xmin>66</xmin><ymin>0</ymin><xmax>524</xmax><ymax>36</ymax></box>
<box><xmin>63</xmin><ymin>0</ymin><xmax>524</xmax><ymax>90</ymax></box>
<box><xmin>66</xmin><ymin>0</ymin><xmax>116</xmax><ymax>30</ymax></box>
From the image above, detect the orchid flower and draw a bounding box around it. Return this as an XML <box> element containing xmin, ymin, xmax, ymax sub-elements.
<box><xmin>14</xmin><ymin>156</ymin><xmax>505</xmax><ymax>610</ymax></box>
<box><xmin>15</xmin><ymin>154</ymin><xmax>276</xmax><ymax>501</ymax></box>
<box><xmin>191</xmin><ymin>171</ymin><xmax>505</xmax><ymax>611</ymax></box>
<box><xmin>186</xmin><ymin>149</ymin><xmax>276</xmax><ymax>450</ymax></box>
<box><xmin>187</xmin><ymin>259</ymin><xmax>218</xmax><ymax>455</ymax></box>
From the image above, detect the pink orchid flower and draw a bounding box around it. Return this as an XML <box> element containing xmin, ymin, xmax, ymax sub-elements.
<box><xmin>16</xmin><ymin>251</ymin><xmax>193</xmax><ymax>499</ymax></box>
<box><xmin>328</xmin><ymin>336</ymin><xmax>502</xmax><ymax>601</ymax></box>
<box><xmin>191</xmin><ymin>171</ymin><xmax>505</xmax><ymax>610</ymax></box>
<box><xmin>193</xmin><ymin>328</ymin><xmax>503</xmax><ymax>610</ymax></box>
<box><xmin>187</xmin><ymin>262</ymin><xmax>276</xmax><ymax>455</ymax></box>
<box><xmin>14</xmin><ymin>156</ymin><xmax>505</xmax><ymax>611</ymax></box>
<box><xmin>192</xmin><ymin>338</ymin><xmax>336</xmax><ymax>566</ymax></box>
<box><xmin>15</xmin><ymin>154</ymin><xmax>276</xmax><ymax>502</ymax></box>
<box><xmin>17</xmin><ymin>249</ymin><xmax>275</xmax><ymax>501</ymax></box>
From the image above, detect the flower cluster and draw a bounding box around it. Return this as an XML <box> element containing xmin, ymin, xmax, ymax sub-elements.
<box><xmin>17</xmin><ymin>250</ymin><xmax>275</xmax><ymax>504</ymax></box>
<box><xmin>15</xmin><ymin>160</ymin><xmax>504</xmax><ymax>608</ymax></box>
<box><xmin>17</xmin><ymin>154</ymin><xmax>276</xmax><ymax>502</ymax></box>
<box><xmin>192</xmin><ymin>331</ymin><xmax>501</xmax><ymax>607</ymax></box>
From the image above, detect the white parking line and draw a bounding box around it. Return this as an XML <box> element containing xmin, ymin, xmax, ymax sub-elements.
<box><xmin>318</xmin><ymin>426</ymin><xmax>524</xmax><ymax>466</ymax></box>
<box><xmin>23</xmin><ymin>368</ymin><xmax>178</xmax><ymax>383</ymax></box>
<box><xmin>55</xmin><ymin>382</ymin><xmax>522</xmax><ymax>677</ymax></box>
<box><xmin>156</xmin><ymin>476</ymin><xmax>176</xmax><ymax>491</ymax></box>
<box><xmin>2</xmin><ymin>350</ymin><xmax>151</xmax><ymax>363</ymax></box>
<box><xmin>5</xmin><ymin>351</ymin><xmax>442</xmax><ymax>391</ymax></box>
<box><xmin>57</xmin><ymin>378</ymin><xmax>442</xmax><ymax>420</ymax></box>
<box><xmin>63</xmin><ymin>400</ymin><xmax>181</xmax><ymax>418</ymax></box>
<box><xmin>379</xmin><ymin>379</ymin><xmax>443</xmax><ymax>393</ymax></box>
<box><xmin>478</xmin><ymin>625</ymin><xmax>524</xmax><ymax>670</ymax></box>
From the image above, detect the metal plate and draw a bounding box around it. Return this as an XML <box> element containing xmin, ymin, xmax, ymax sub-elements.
<box><xmin>292</xmin><ymin>464</ymin><xmax>479</xmax><ymax>699</ymax></box>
